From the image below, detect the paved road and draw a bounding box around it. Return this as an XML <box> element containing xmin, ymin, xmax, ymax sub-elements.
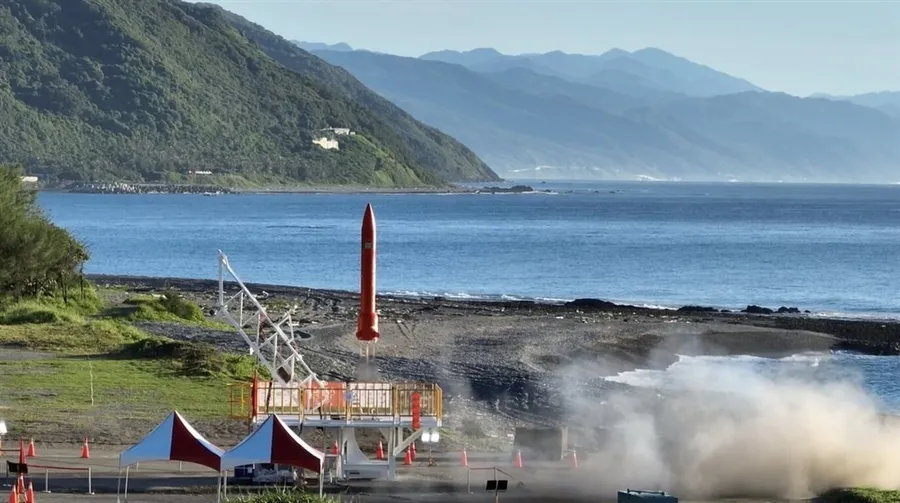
<box><xmin>1</xmin><ymin>448</ymin><xmax>598</xmax><ymax>502</ymax></box>
<box><xmin>2</xmin><ymin>448</ymin><xmax>781</xmax><ymax>503</ymax></box>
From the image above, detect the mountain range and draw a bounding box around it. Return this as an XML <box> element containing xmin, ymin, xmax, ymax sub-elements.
<box><xmin>296</xmin><ymin>42</ymin><xmax>900</xmax><ymax>183</ymax></box>
<box><xmin>0</xmin><ymin>0</ymin><xmax>894</xmax><ymax>186</ymax></box>
<box><xmin>811</xmin><ymin>92</ymin><xmax>900</xmax><ymax>119</ymax></box>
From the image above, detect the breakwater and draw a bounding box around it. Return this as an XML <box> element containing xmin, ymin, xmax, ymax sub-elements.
<box><xmin>66</xmin><ymin>182</ymin><xmax>233</xmax><ymax>194</ymax></box>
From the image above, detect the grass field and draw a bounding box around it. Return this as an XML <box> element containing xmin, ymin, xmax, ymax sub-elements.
<box><xmin>0</xmin><ymin>286</ymin><xmax>255</xmax><ymax>443</ymax></box>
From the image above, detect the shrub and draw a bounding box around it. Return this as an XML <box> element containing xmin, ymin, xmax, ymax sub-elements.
<box><xmin>230</xmin><ymin>488</ymin><xmax>337</xmax><ymax>503</ymax></box>
<box><xmin>0</xmin><ymin>301</ymin><xmax>85</xmax><ymax>325</ymax></box>
<box><xmin>122</xmin><ymin>338</ymin><xmax>257</xmax><ymax>379</ymax></box>
<box><xmin>122</xmin><ymin>291</ymin><xmax>204</xmax><ymax>323</ymax></box>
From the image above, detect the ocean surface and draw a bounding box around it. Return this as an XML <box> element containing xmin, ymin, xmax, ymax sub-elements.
<box><xmin>605</xmin><ymin>351</ymin><xmax>900</xmax><ymax>413</ymax></box>
<box><xmin>38</xmin><ymin>180</ymin><xmax>899</xmax><ymax>318</ymax></box>
<box><xmin>35</xmin><ymin>180</ymin><xmax>900</xmax><ymax>410</ymax></box>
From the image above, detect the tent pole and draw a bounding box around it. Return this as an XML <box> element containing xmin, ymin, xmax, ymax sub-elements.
<box><xmin>223</xmin><ymin>469</ymin><xmax>228</xmax><ymax>498</ymax></box>
<box><xmin>216</xmin><ymin>473</ymin><xmax>222</xmax><ymax>503</ymax></box>
<box><xmin>124</xmin><ymin>466</ymin><xmax>130</xmax><ymax>501</ymax></box>
<box><xmin>116</xmin><ymin>454</ymin><xmax>122</xmax><ymax>503</ymax></box>
<box><xmin>319</xmin><ymin>460</ymin><xmax>324</xmax><ymax>497</ymax></box>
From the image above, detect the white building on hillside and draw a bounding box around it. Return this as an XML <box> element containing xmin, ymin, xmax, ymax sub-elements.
<box><xmin>312</xmin><ymin>137</ymin><xmax>340</xmax><ymax>150</ymax></box>
<box><xmin>321</xmin><ymin>127</ymin><xmax>354</xmax><ymax>136</ymax></box>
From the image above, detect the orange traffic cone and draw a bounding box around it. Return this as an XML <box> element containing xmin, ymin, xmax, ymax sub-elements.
<box><xmin>403</xmin><ymin>447</ymin><xmax>412</xmax><ymax>465</ymax></box>
<box><xmin>26</xmin><ymin>439</ymin><xmax>35</xmax><ymax>458</ymax></box>
<box><xmin>460</xmin><ymin>448</ymin><xmax>468</xmax><ymax>467</ymax></box>
<box><xmin>570</xmin><ymin>449</ymin><xmax>578</xmax><ymax>468</ymax></box>
<box><xmin>16</xmin><ymin>474</ymin><xmax>25</xmax><ymax>496</ymax></box>
<box><xmin>375</xmin><ymin>441</ymin><xmax>384</xmax><ymax>460</ymax></box>
<box><xmin>18</xmin><ymin>439</ymin><xmax>25</xmax><ymax>465</ymax></box>
<box><xmin>80</xmin><ymin>438</ymin><xmax>90</xmax><ymax>459</ymax></box>
<box><xmin>330</xmin><ymin>441</ymin><xmax>339</xmax><ymax>456</ymax></box>
<box><xmin>409</xmin><ymin>441</ymin><xmax>416</xmax><ymax>461</ymax></box>
<box><xmin>24</xmin><ymin>482</ymin><xmax>34</xmax><ymax>503</ymax></box>
<box><xmin>513</xmin><ymin>449</ymin><xmax>523</xmax><ymax>468</ymax></box>
<box><xmin>8</xmin><ymin>486</ymin><xmax>17</xmax><ymax>503</ymax></box>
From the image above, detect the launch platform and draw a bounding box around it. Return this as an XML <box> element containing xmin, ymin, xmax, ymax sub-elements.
<box><xmin>228</xmin><ymin>380</ymin><xmax>442</xmax><ymax>430</ymax></box>
<box><xmin>214</xmin><ymin>238</ymin><xmax>443</xmax><ymax>482</ymax></box>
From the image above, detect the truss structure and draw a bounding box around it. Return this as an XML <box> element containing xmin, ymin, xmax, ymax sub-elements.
<box><xmin>214</xmin><ymin>250</ymin><xmax>322</xmax><ymax>390</ymax></box>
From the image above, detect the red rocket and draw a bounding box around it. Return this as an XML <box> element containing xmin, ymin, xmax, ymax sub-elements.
<box><xmin>356</xmin><ymin>203</ymin><xmax>379</xmax><ymax>349</ymax></box>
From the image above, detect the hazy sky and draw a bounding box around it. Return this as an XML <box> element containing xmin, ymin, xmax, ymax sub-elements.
<box><xmin>196</xmin><ymin>0</ymin><xmax>899</xmax><ymax>96</ymax></box>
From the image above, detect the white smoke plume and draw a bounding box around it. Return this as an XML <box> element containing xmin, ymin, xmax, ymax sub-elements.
<box><xmin>562</xmin><ymin>349</ymin><xmax>900</xmax><ymax>499</ymax></box>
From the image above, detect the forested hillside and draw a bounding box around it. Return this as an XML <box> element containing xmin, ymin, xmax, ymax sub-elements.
<box><xmin>0</xmin><ymin>0</ymin><xmax>496</xmax><ymax>186</ymax></box>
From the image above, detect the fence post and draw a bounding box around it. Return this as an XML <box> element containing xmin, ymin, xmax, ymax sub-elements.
<box><xmin>43</xmin><ymin>469</ymin><xmax>50</xmax><ymax>493</ymax></box>
<box><xmin>87</xmin><ymin>467</ymin><xmax>94</xmax><ymax>495</ymax></box>
<box><xmin>467</xmin><ymin>468</ymin><xmax>471</xmax><ymax>494</ymax></box>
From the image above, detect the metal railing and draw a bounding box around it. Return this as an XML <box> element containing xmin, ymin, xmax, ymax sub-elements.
<box><xmin>228</xmin><ymin>381</ymin><xmax>442</xmax><ymax>421</ymax></box>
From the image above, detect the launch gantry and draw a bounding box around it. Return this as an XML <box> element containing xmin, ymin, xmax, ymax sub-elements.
<box><xmin>213</xmin><ymin>205</ymin><xmax>442</xmax><ymax>481</ymax></box>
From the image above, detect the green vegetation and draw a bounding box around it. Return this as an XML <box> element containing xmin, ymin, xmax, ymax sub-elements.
<box><xmin>0</xmin><ymin>0</ymin><xmax>494</xmax><ymax>188</ymax></box>
<box><xmin>0</xmin><ymin>168</ymin><xmax>256</xmax><ymax>430</ymax></box>
<box><xmin>121</xmin><ymin>292</ymin><xmax>204</xmax><ymax>323</ymax></box>
<box><xmin>214</xmin><ymin>7</ymin><xmax>499</xmax><ymax>184</ymax></box>
<box><xmin>0</xmin><ymin>286</ymin><xmax>256</xmax><ymax>413</ymax></box>
<box><xmin>0</xmin><ymin>166</ymin><xmax>89</xmax><ymax>300</ymax></box>
<box><xmin>819</xmin><ymin>488</ymin><xmax>900</xmax><ymax>503</ymax></box>
<box><xmin>231</xmin><ymin>489</ymin><xmax>337</xmax><ymax>503</ymax></box>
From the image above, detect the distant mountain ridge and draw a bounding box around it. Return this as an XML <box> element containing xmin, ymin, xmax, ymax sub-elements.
<box><xmin>293</xmin><ymin>41</ymin><xmax>354</xmax><ymax>52</ymax></box>
<box><xmin>299</xmin><ymin>42</ymin><xmax>900</xmax><ymax>183</ymax></box>
<box><xmin>421</xmin><ymin>47</ymin><xmax>764</xmax><ymax>98</ymax></box>
<box><xmin>812</xmin><ymin>91</ymin><xmax>900</xmax><ymax>118</ymax></box>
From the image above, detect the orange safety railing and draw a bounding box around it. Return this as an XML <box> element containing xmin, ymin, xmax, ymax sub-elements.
<box><xmin>227</xmin><ymin>381</ymin><xmax>443</xmax><ymax>422</ymax></box>
<box><xmin>228</xmin><ymin>383</ymin><xmax>251</xmax><ymax>420</ymax></box>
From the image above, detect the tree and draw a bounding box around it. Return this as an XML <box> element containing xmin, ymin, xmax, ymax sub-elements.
<box><xmin>0</xmin><ymin>165</ymin><xmax>89</xmax><ymax>301</ymax></box>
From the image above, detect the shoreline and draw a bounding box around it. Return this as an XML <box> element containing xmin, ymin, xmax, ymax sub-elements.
<box><xmin>87</xmin><ymin>273</ymin><xmax>900</xmax><ymax>357</ymax></box>
<box><xmin>86</xmin><ymin>273</ymin><xmax>898</xmax><ymax>324</ymax></box>
<box><xmin>39</xmin><ymin>182</ymin><xmax>555</xmax><ymax>196</ymax></box>
<box><xmin>40</xmin><ymin>185</ymin><xmax>477</xmax><ymax>195</ymax></box>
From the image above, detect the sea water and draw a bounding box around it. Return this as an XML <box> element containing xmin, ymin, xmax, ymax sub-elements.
<box><xmin>605</xmin><ymin>352</ymin><xmax>900</xmax><ymax>412</ymax></box>
<box><xmin>38</xmin><ymin>181</ymin><xmax>900</xmax><ymax>318</ymax></box>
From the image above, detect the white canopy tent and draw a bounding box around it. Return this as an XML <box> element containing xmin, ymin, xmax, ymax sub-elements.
<box><xmin>117</xmin><ymin>411</ymin><xmax>225</xmax><ymax>502</ymax></box>
<box><xmin>221</xmin><ymin>414</ymin><xmax>326</xmax><ymax>496</ymax></box>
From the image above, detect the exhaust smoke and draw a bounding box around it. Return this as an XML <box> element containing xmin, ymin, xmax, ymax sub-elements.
<box><xmin>563</xmin><ymin>351</ymin><xmax>900</xmax><ymax>499</ymax></box>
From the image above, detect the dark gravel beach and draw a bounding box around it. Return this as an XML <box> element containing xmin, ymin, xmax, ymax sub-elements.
<box><xmin>84</xmin><ymin>274</ymin><xmax>900</xmax><ymax>445</ymax></box>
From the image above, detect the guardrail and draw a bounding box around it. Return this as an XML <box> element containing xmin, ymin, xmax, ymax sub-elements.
<box><xmin>3</xmin><ymin>463</ymin><xmax>94</xmax><ymax>495</ymax></box>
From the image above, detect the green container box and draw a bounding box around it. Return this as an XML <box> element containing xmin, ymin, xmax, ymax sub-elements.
<box><xmin>618</xmin><ymin>489</ymin><xmax>678</xmax><ymax>503</ymax></box>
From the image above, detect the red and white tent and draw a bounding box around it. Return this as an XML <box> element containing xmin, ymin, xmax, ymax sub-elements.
<box><xmin>220</xmin><ymin>414</ymin><xmax>324</xmax><ymax>473</ymax></box>
<box><xmin>118</xmin><ymin>411</ymin><xmax>224</xmax><ymax>470</ymax></box>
